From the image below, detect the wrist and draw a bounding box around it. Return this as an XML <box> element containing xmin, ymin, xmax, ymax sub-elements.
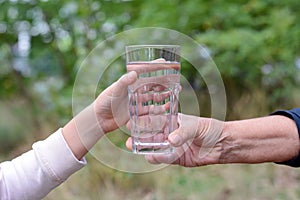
<box><xmin>62</xmin><ymin>120</ymin><xmax>88</xmax><ymax>160</ymax></box>
<box><xmin>62</xmin><ymin>104</ymin><xmax>105</xmax><ymax>160</ymax></box>
<box><xmin>197</xmin><ymin>117</ymin><xmax>231</xmax><ymax>165</ymax></box>
<box><xmin>218</xmin><ymin>121</ymin><xmax>243</xmax><ymax>164</ymax></box>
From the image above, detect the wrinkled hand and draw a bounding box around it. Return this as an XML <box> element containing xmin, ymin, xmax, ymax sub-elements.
<box><xmin>126</xmin><ymin>113</ymin><xmax>226</xmax><ymax>167</ymax></box>
<box><xmin>94</xmin><ymin>71</ymin><xmax>137</xmax><ymax>133</ymax></box>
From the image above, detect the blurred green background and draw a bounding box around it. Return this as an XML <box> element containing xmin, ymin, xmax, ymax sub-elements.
<box><xmin>1</xmin><ymin>0</ymin><xmax>300</xmax><ymax>199</ymax></box>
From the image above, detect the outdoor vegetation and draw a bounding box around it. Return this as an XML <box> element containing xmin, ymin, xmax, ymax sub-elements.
<box><xmin>0</xmin><ymin>0</ymin><xmax>300</xmax><ymax>199</ymax></box>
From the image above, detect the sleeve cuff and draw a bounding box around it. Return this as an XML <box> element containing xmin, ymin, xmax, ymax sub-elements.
<box><xmin>32</xmin><ymin>128</ymin><xmax>87</xmax><ymax>182</ymax></box>
<box><xmin>271</xmin><ymin>108</ymin><xmax>300</xmax><ymax>167</ymax></box>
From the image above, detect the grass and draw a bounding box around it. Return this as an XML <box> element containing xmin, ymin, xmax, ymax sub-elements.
<box><xmin>44</xmin><ymin>157</ymin><xmax>300</xmax><ymax>200</ymax></box>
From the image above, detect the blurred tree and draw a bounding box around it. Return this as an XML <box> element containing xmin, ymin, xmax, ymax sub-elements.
<box><xmin>193</xmin><ymin>0</ymin><xmax>300</xmax><ymax>111</ymax></box>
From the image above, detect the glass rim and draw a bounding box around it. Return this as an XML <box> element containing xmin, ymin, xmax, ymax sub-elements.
<box><xmin>126</xmin><ymin>44</ymin><xmax>180</xmax><ymax>49</ymax></box>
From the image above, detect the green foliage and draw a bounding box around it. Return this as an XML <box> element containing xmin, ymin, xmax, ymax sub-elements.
<box><xmin>0</xmin><ymin>126</ymin><xmax>24</xmax><ymax>154</ymax></box>
<box><xmin>196</xmin><ymin>1</ymin><xmax>300</xmax><ymax>108</ymax></box>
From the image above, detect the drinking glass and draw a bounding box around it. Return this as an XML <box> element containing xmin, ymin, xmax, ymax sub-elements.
<box><xmin>126</xmin><ymin>45</ymin><xmax>181</xmax><ymax>154</ymax></box>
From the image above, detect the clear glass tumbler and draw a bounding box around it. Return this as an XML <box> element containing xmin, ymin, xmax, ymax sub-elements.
<box><xmin>126</xmin><ymin>45</ymin><xmax>181</xmax><ymax>154</ymax></box>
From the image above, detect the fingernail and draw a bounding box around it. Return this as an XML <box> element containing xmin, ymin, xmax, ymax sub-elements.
<box><xmin>127</xmin><ymin>71</ymin><xmax>136</xmax><ymax>79</ymax></box>
<box><xmin>126</xmin><ymin>138</ymin><xmax>132</xmax><ymax>150</ymax></box>
<box><xmin>169</xmin><ymin>133</ymin><xmax>180</xmax><ymax>145</ymax></box>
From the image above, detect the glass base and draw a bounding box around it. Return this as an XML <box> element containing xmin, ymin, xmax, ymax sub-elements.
<box><xmin>132</xmin><ymin>141</ymin><xmax>174</xmax><ymax>154</ymax></box>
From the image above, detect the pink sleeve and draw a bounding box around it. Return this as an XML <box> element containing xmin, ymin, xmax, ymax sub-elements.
<box><xmin>0</xmin><ymin>128</ymin><xmax>86</xmax><ymax>200</ymax></box>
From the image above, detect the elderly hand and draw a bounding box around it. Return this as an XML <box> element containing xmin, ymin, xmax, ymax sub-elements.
<box><xmin>126</xmin><ymin>113</ymin><xmax>300</xmax><ymax>167</ymax></box>
<box><xmin>126</xmin><ymin>113</ymin><xmax>227</xmax><ymax>167</ymax></box>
